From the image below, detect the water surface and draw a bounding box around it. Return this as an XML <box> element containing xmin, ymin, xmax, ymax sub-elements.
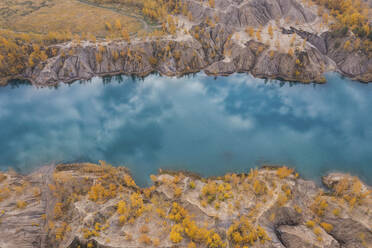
<box><xmin>1</xmin><ymin>73</ymin><xmax>371</xmax><ymax>185</ymax></box>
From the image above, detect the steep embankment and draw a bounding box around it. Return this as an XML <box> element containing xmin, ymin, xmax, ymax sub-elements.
<box><xmin>0</xmin><ymin>163</ymin><xmax>371</xmax><ymax>248</ymax></box>
<box><xmin>5</xmin><ymin>0</ymin><xmax>372</xmax><ymax>85</ymax></box>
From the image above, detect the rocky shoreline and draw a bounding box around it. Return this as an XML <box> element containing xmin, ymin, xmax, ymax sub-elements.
<box><xmin>0</xmin><ymin>163</ymin><xmax>370</xmax><ymax>248</ymax></box>
<box><xmin>6</xmin><ymin>26</ymin><xmax>371</xmax><ymax>87</ymax></box>
<box><xmin>1</xmin><ymin>0</ymin><xmax>371</xmax><ymax>86</ymax></box>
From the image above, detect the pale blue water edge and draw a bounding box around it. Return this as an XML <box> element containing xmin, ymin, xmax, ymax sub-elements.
<box><xmin>0</xmin><ymin>73</ymin><xmax>371</xmax><ymax>186</ymax></box>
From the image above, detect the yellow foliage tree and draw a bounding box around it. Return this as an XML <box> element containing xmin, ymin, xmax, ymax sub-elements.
<box><xmin>306</xmin><ymin>220</ymin><xmax>315</xmax><ymax>228</ymax></box>
<box><xmin>246</xmin><ymin>26</ymin><xmax>255</xmax><ymax>37</ymax></box>
<box><xmin>121</xmin><ymin>29</ymin><xmax>130</xmax><ymax>43</ymax></box>
<box><xmin>288</xmin><ymin>48</ymin><xmax>294</xmax><ymax>57</ymax></box>
<box><xmin>344</xmin><ymin>40</ymin><xmax>351</xmax><ymax>50</ymax></box>
<box><xmin>16</xmin><ymin>200</ymin><xmax>27</xmax><ymax>209</ymax></box>
<box><xmin>207</xmin><ymin>232</ymin><xmax>225</xmax><ymax>248</ymax></box>
<box><xmin>114</xmin><ymin>19</ymin><xmax>122</xmax><ymax>30</ymax></box>
<box><xmin>268</xmin><ymin>24</ymin><xmax>274</xmax><ymax>39</ymax></box>
<box><xmin>54</xmin><ymin>202</ymin><xmax>63</xmax><ymax>219</ymax></box>
<box><xmin>276</xmin><ymin>167</ymin><xmax>294</xmax><ymax>179</ymax></box>
<box><xmin>124</xmin><ymin>174</ymin><xmax>136</xmax><ymax>187</ymax></box>
<box><xmin>139</xmin><ymin>234</ymin><xmax>152</xmax><ymax>245</ymax></box>
<box><xmin>320</xmin><ymin>222</ymin><xmax>333</xmax><ymax>232</ymax></box>
<box><xmin>209</xmin><ymin>0</ymin><xmax>215</xmax><ymax>8</ymax></box>
<box><xmin>168</xmin><ymin>202</ymin><xmax>187</xmax><ymax>223</ymax></box>
<box><xmin>170</xmin><ymin>224</ymin><xmax>184</xmax><ymax>243</ymax></box>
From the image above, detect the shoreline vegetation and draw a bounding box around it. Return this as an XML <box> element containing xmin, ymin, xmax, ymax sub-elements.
<box><xmin>0</xmin><ymin>0</ymin><xmax>371</xmax><ymax>86</ymax></box>
<box><xmin>0</xmin><ymin>162</ymin><xmax>370</xmax><ymax>247</ymax></box>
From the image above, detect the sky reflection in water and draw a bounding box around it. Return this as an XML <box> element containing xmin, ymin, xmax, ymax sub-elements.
<box><xmin>0</xmin><ymin>73</ymin><xmax>371</xmax><ymax>185</ymax></box>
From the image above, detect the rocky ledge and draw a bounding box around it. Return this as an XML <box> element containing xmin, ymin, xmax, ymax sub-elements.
<box><xmin>3</xmin><ymin>0</ymin><xmax>371</xmax><ymax>86</ymax></box>
<box><xmin>0</xmin><ymin>163</ymin><xmax>370</xmax><ymax>248</ymax></box>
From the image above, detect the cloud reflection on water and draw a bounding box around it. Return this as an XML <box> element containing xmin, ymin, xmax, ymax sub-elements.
<box><xmin>0</xmin><ymin>73</ymin><xmax>371</xmax><ymax>185</ymax></box>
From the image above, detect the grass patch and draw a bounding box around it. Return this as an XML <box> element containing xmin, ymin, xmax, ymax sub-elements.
<box><xmin>0</xmin><ymin>0</ymin><xmax>148</xmax><ymax>37</ymax></box>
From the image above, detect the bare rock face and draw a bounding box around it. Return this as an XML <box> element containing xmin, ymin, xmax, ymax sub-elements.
<box><xmin>0</xmin><ymin>164</ymin><xmax>371</xmax><ymax>248</ymax></box>
<box><xmin>0</xmin><ymin>166</ymin><xmax>53</xmax><ymax>248</ymax></box>
<box><xmin>288</xmin><ymin>27</ymin><xmax>328</xmax><ymax>54</ymax></box>
<box><xmin>7</xmin><ymin>0</ymin><xmax>372</xmax><ymax>86</ymax></box>
<box><xmin>205</xmin><ymin>60</ymin><xmax>236</xmax><ymax>75</ymax></box>
<box><xmin>277</xmin><ymin>225</ymin><xmax>340</xmax><ymax>248</ymax></box>
<box><xmin>320</xmin><ymin>218</ymin><xmax>372</xmax><ymax>248</ymax></box>
<box><xmin>322</xmin><ymin>33</ymin><xmax>372</xmax><ymax>82</ymax></box>
<box><xmin>231</xmin><ymin>42</ymin><xmax>257</xmax><ymax>72</ymax></box>
<box><xmin>185</xmin><ymin>0</ymin><xmax>316</xmax><ymax>27</ymax></box>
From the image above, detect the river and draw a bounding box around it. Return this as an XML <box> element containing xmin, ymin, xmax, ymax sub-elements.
<box><xmin>1</xmin><ymin>73</ymin><xmax>371</xmax><ymax>186</ymax></box>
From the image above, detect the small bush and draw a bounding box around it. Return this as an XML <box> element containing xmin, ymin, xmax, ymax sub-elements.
<box><xmin>277</xmin><ymin>167</ymin><xmax>294</xmax><ymax>179</ymax></box>
<box><xmin>16</xmin><ymin>200</ymin><xmax>27</xmax><ymax>209</ymax></box>
<box><xmin>320</xmin><ymin>222</ymin><xmax>333</xmax><ymax>232</ymax></box>
<box><xmin>306</xmin><ymin>220</ymin><xmax>315</xmax><ymax>228</ymax></box>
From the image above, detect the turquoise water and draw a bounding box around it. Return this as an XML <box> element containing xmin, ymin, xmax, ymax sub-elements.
<box><xmin>1</xmin><ymin>73</ymin><xmax>371</xmax><ymax>185</ymax></box>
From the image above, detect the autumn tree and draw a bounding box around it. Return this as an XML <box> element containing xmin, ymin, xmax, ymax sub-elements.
<box><xmin>16</xmin><ymin>200</ymin><xmax>27</xmax><ymax>209</ymax></box>
<box><xmin>256</xmin><ymin>28</ymin><xmax>262</xmax><ymax>41</ymax></box>
<box><xmin>209</xmin><ymin>0</ymin><xmax>215</xmax><ymax>8</ymax></box>
<box><xmin>54</xmin><ymin>202</ymin><xmax>63</xmax><ymax>219</ymax></box>
<box><xmin>115</xmin><ymin>19</ymin><xmax>122</xmax><ymax>30</ymax></box>
<box><xmin>246</xmin><ymin>26</ymin><xmax>255</xmax><ymax>37</ymax></box>
<box><xmin>207</xmin><ymin>232</ymin><xmax>225</xmax><ymax>248</ymax></box>
<box><xmin>288</xmin><ymin>48</ymin><xmax>294</xmax><ymax>57</ymax></box>
<box><xmin>322</xmin><ymin>13</ymin><xmax>329</xmax><ymax>24</ymax></box>
<box><xmin>320</xmin><ymin>222</ymin><xmax>333</xmax><ymax>232</ymax></box>
<box><xmin>105</xmin><ymin>22</ymin><xmax>112</xmax><ymax>31</ymax></box>
<box><xmin>268</xmin><ymin>24</ymin><xmax>274</xmax><ymax>39</ymax></box>
<box><xmin>170</xmin><ymin>224</ymin><xmax>183</xmax><ymax>243</ymax></box>
<box><xmin>277</xmin><ymin>167</ymin><xmax>294</xmax><ymax>179</ymax></box>
<box><xmin>344</xmin><ymin>40</ymin><xmax>351</xmax><ymax>50</ymax></box>
<box><xmin>227</xmin><ymin>216</ymin><xmax>270</xmax><ymax>246</ymax></box>
<box><xmin>121</xmin><ymin>29</ymin><xmax>130</xmax><ymax>43</ymax></box>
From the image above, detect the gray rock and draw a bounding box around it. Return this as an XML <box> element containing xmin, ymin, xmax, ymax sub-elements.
<box><xmin>5</xmin><ymin>0</ymin><xmax>370</xmax><ymax>86</ymax></box>
<box><xmin>321</xmin><ymin>218</ymin><xmax>372</xmax><ymax>248</ymax></box>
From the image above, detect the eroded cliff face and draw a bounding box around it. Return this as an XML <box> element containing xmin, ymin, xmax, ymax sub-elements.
<box><xmin>0</xmin><ymin>163</ymin><xmax>371</xmax><ymax>248</ymax></box>
<box><xmin>7</xmin><ymin>0</ymin><xmax>371</xmax><ymax>86</ymax></box>
<box><xmin>183</xmin><ymin>0</ymin><xmax>317</xmax><ymax>27</ymax></box>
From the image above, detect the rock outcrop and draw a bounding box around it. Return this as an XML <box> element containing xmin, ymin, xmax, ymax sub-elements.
<box><xmin>2</xmin><ymin>0</ymin><xmax>370</xmax><ymax>86</ymax></box>
<box><xmin>0</xmin><ymin>164</ymin><xmax>370</xmax><ymax>248</ymax></box>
